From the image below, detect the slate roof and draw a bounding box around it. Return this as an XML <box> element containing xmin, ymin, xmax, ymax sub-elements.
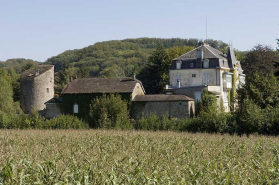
<box><xmin>170</xmin><ymin>44</ymin><xmax>245</xmax><ymax>70</ymax></box>
<box><xmin>133</xmin><ymin>95</ymin><xmax>194</xmax><ymax>102</ymax></box>
<box><xmin>20</xmin><ymin>65</ymin><xmax>54</xmax><ymax>79</ymax></box>
<box><xmin>174</xmin><ymin>44</ymin><xmax>227</xmax><ymax>60</ymax></box>
<box><xmin>61</xmin><ymin>78</ymin><xmax>145</xmax><ymax>94</ymax></box>
<box><xmin>227</xmin><ymin>46</ymin><xmax>237</xmax><ymax>68</ymax></box>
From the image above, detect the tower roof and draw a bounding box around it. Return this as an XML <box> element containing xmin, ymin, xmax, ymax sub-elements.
<box><xmin>20</xmin><ymin>65</ymin><xmax>54</xmax><ymax>79</ymax></box>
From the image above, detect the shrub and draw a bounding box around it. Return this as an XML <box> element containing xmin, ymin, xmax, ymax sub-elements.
<box><xmin>45</xmin><ymin>115</ymin><xmax>89</xmax><ymax>129</ymax></box>
<box><xmin>89</xmin><ymin>94</ymin><xmax>131</xmax><ymax>129</ymax></box>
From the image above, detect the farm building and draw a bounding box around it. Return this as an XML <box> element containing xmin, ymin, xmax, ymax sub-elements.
<box><xmin>60</xmin><ymin>77</ymin><xmax>145</xmax><ymax>119</ymax></box>
<box><xmin>131</xmin><ymin>94</ymin><xmax>194</xmax><ymax>119</ymax></box>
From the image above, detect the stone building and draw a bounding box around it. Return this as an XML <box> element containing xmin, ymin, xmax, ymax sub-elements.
<box><xmin>60</xmin><ymin>77</ymin><xmax>145</xmax><ymax>118</ymax></box>
<box><xmin>20</xmin><ymin>65</ymin><xmax>54</xmax><ymax>114</ymax></box>
<box><xmin>44</xmin><ymin>97</ymin><xmax>62</xmax><ymax>119</ymax></box>
<box><xmin>167</xmin><ymin>44</ymin><xmax>245</xmax><ymax>112</ymax></box>
<box><xmin>131</xmin><ymin>95</ymin><xmax>195</xmax><ymax>119</ymax></box>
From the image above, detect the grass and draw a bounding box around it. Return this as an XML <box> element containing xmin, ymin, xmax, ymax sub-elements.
<box><xmin>1</xmin><ymin>130</ymin><xmax>279</xmax><ymax>184</ymax></box>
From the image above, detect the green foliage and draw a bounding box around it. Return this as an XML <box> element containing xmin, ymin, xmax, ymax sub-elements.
<box><xmin>89</xmin><ymin>94</ymin><xmax>131</xmax><ymax>129</ymax></box>
<box><xmin>195</xmin><ymin>90</ymin><xmax>218</xmax><ymax>117</ymax></box>
<box><xmin>235</xmin><ymin>98</ymin><xmax>264</xmax><ymax>135</ymax></box>
<box><xmin>242</xmin><ymin>44</ymin><xmax>278</xmax><ymax>77</ymax></box>
<box><xmin>0</xmin><ymin>58</ymin><xmax>39</xmax><ymax>74</ymax></box>
<box><xmin>45</xmin><ymin>115</ymin><xmax>89</xmax><ymax>129</ymax></box>
<box><xmin>137</xmin><ymin>44</ymin><xmax>169</xmax><ymax>94</ymax></box>
<box><xmin>138</xmin><ymin>44</ymin><xmax>195</xmax><ymax>94</ymax></box>
<box><xmin>43</xmin><ymin>38</ymin><xmax>226</xmax><ymax>93</ymax></box>
<box><xmin>238</xmin><ymin>72</ymin><xmax>279</xmax><ymax>109</ymax></box>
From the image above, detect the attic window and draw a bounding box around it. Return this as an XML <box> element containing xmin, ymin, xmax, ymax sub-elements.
<box><xmin>176</xmin><ymin>61</ymin><xmax>182</xmax><ymax>69</ymax></box>
<box><xmin>73</xmin><ymin>103</ymin><xmax>79</xmax><ymax>114</ymax></box>
<box><xmin>190</xmin><ymin>63</ymin><xmax>194</xmax><ymax>67</ymax></box>
<box><xmin>203</xmin><ymin>59</ymin><xmax>209</xmax><ymax>68</ymax></box>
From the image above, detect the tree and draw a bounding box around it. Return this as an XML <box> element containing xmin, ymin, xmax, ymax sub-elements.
<box><xmin>138</xmin><ymin>44</ymin><xmax>194</xmax><ymax>94</ymax></box>
<box><xmin>89</xmin><ymin>94</ymin><xmax>131</xmax><ymax>128</ymax></box>
<box><xmin>242</xmin><ymin>44</ymin><xmax>278</xmax><ymax>76</ymax></box>
<box><xmin>137</xmin><ymin>44</ymin><xmax>169</xmax><ymax>94</ymax></box>
<box><xmin>238</xmin><ymin>72</ymin><xmax>279</xmax><ymax>110</ymax></box>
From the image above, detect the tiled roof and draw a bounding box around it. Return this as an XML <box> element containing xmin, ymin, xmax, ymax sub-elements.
<box><xmin>133</xmin><ymin>94</ymin><xmax>194</xmax><ymax>102</ymax></box>
<box><xmin>61</xmin><ymin>78</ymin><xmax>144</xmax><ymax>94</ymax></box>
<box><xmin>20</xmin><ymin>65</ymin><xmax>53</xmax><ymax>79</ymax></box>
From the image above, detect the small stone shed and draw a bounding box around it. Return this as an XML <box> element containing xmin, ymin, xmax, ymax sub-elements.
<box><xmin>131</xmin><ymin>95</ymin><xmax>195</xmax><ymax>119</ymax></box>
<box><xmin>44</xmin><ymin>97</ymin><xmax>62</xmax><ymax>119</ymax></box>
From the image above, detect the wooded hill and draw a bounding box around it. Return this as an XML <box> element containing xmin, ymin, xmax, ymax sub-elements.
<box><xmin>44</xmin><ymin>38</ymin><xmax>228</xmax><ymax>75</ymax></box>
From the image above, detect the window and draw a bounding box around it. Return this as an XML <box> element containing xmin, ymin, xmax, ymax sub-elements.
<box><xmin>190</xmin><ymin>63</ymin><xmax>194</xmax><ymax>67</ymax></box>
<box><xmin>203</xmin><ymin>73</ymin><xmax>209</xmax><ymax>85</ymax></box>
<box><xmin>194</xmin><ymin>91</ymin><xmax>202</xmax><ymax>102</ymax></box>
<box><xmin>176</xmin><ymin>74</ymin><xmax>181</xmax><ymax>81</ymax></box>
<box><xmin>73</xmin><ymin>103</ymin><xmax>79</xmax><ymax>113</ymax></box>
<box><xmin>176</xmin><ymin>61</ymin><xmax>182</xmax><ymax>69</ymax></box>
<box><xmin>203</xmin><ymin>59</ymin><xmax>209</xmax><ymax>68</ymax></box>
<box><xmin>223</xmin><ymin>72</ymin><xmax>232</xmax><ymax>89</ymax></box>
<box><xmin>47</xmin><ymin>88</ymin><xmax>49</xmax><ymax>93</ymax></box>
<box><xmin>192</xmin><ymin>74</ymin><xmax>196</xmax><ymax>78</ymax></box>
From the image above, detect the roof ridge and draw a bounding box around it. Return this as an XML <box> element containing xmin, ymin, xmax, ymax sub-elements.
<box><xmin>204</xmin><ymin>45</ymin><xmax>220</xmax><ymax>58</ymax></box>
<box><xmin>174</xmin><ymin>45</ymin><xmax>202</xmax><ymax>60</ymax></box>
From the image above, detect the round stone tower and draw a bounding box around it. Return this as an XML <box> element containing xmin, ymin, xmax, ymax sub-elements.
<box><xmin>20</xmin><ymin>65</ymin><xmax>54</xmax><ymax>114</ymax></box>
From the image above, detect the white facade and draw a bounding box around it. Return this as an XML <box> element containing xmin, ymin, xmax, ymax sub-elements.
<box><xmin>167</xmin><ymin>44</ymin><xmax>245</xmax><ymax>112</ymax></box>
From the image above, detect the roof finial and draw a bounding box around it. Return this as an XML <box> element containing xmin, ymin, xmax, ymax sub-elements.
<box><xmin>205</xmin><ymin>15</ymin><xmax>207</xmax><ymax>42</ymax></box>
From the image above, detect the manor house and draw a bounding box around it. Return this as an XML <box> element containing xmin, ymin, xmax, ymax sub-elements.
<box><xmin>166</xmin><ymin>44</ymin><xmax>245</xmax><ymax>112</ymax></box>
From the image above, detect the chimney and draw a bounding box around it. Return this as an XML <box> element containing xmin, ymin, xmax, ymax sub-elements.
<box><xmin>132</xmin><ymin>73</ymin><xmax>136</xmax><ymax>80</ymax></box>
<box><xmin>70</xmin><ymin>77</ymin><xmax>73</xmax><ymax>82</ymax></box>
<box><xmin>197</xmin><ymin>49</ymin><xmax>203</xmax><ymax>59</ymax></box>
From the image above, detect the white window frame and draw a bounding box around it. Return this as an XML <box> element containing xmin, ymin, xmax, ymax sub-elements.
<box><xmin>203</xmin><ymin>73</ymin><xmax>209</xmax><ymax>85</ymax></box>
<box><xmin>176</xmin><ymin>61</ymin><xmax>182</xmax><ymax>70</ymax></box>
<box><xmin>203</xmin><ymin>59</ymin><xmax>209</xmax><ymax>68</ymax></box>
<box><xmin>73</xmin><ymin>103</ymin><xmax>79</xmax><ymax>114</ymax></box>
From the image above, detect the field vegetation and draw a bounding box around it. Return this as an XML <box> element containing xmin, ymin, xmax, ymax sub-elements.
<box><xmin>1</xmin><ymin>130</ymin><xmax>279</xmax><ymax>184</ymax></box>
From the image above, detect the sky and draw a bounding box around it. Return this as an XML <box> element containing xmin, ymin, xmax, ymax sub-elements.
<box><xmin>0</xmin><ymin>0</ymin><xmax>278</xmax><ymax>62</ymax></box>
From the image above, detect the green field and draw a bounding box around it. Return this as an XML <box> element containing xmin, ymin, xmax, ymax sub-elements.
<box><xmin>1</xmin><ymin>130</ymin><xmax>279</xmax><ymax>184</ymax></box>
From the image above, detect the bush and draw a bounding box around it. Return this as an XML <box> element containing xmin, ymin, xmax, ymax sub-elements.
<box><xmin>89</xmin><ymin>94</ymin><xmax>131</xmax><ymax>129</ymax></box>
<box><xmin>45</xmin><ymin>115</ymin><xmax>89</xmax><ymax>129</ymax></box>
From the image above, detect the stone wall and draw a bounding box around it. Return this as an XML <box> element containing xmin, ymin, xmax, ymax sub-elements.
<box><xmin>132</xmin><ymin>101</ymin><xmax>194</xmax><ymax>120</ymax></box>
<box><xmin>170</xmin><ymin>68</ymin><xmax>217</xmax><ymax>87</ymax></box>
<box><xmin>45</xmin><ymin>104</ymin><xmax>61</xmax><ymax>119</ymax></box>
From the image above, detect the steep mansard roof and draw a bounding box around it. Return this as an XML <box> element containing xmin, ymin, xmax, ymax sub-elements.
<box><xmin>174</xmin><ymin>44</ymin><xmax>227</xmax><ymax>60</ymax></box>
<box><xmin>171</xmin><ymin>44</ymin><xmax>243</xmax><ymax>72</ymax></box>
<box><xmin>61</xmin><ymin>77</ymin><xmax>145</xmax><ymax>94</ymax></box>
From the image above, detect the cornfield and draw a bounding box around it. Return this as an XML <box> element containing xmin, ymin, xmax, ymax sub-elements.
<box><xmin>1</xmin><ymin>130</ymin><xmax>279</xmax><ymax>184</ymax></box>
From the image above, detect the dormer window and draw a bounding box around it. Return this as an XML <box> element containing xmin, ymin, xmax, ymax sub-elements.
<box><xmin>176</xmin><ymin>61</ymin><xmax>182</xmax><ymax>69</ymax></box>
<box><xmin>203</xmin><ymin>59</ymin><xmax>209</xmax><ymax>68</ymax></box>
